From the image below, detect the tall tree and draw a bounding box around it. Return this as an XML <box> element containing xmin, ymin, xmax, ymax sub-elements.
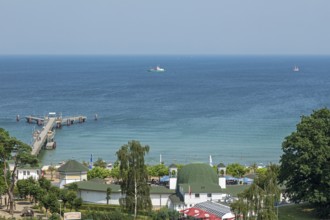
<box><xmin>231</xmin><ymin>164</ymin><xmax>280</xmax><ymax>220</ymax></box>
<box><xmin>116</xmin><ymin>140</ymin><xmax>152</xmax><ymax>219</ymax></box>
<box><xmin>93</xmin><ymin>158</ymin><xmax>107</xmax><ymax>168</ymax></box>
<box><xmin>278</xmin><ymin>108</ymin><xmax>330</xmax><ymax>218</ymax></box>
<box><xmin>106</xmin><ymin>187</ymin><xmax>112</xmax><ymax>205</ymax></box>
<box><xmin>226</xmin><ymin>163</ymin><xmax>247</xmax><ymax>178</ymax></box>
<box><xmin>0</xmin><ymin>128</ymin><xmax>38</xmax><ymax>214</ymax></box>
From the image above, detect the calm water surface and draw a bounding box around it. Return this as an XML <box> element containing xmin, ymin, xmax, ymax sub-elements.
<box><xmin>0</xmin><ymin>55</ymin><xmax>329</xmax><ymax>166</ymax></box>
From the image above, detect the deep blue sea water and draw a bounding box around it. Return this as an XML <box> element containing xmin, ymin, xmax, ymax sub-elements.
<box><xmin>1</xmin><ymin>55</ymin><xmax>329</xmax><ymax>166</ymax></box>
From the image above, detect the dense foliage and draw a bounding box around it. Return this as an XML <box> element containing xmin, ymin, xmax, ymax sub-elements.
<box><xmin>231</xmin><ymin>164</ymin><xmax>280</xmax><ymax>220</ymax></box>
<box><xmin>87</xmin><ymin>166</ymin><xmax>111</xmax><ymax>180</ymax></box>
<box><xmin>116</xmin><ymin>140</ymin><xmax>152</xmax><ymax>219</ymax></box>
<box><xmin>93</xmin><ymin>158</ymin><xmax>108</xmax><ymax>168</ymax></box>
<box><xmin>0</xmin><ymin>128</ymin><xmax>38</xmax><ymax>214</ymax></box>
<box><xmin>226</xmin><ymin>163</ymin><xmax>247</xmax><ymax>177</ymax></box>
<box><xmin>279</xmin><ymin>108</ymin><xmax>330</xmax><ymax>218</ymax></box>
<box><xmin>147</xmin><ymin>164</ymin><xmax>169</xmax><ymax>179</ymax></box>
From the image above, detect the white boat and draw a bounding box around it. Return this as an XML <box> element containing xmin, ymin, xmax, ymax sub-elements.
<box><xmin>148</xmin><ymin>66</ymin><xmax>165</xmax><ymax>72</ymax></box>
<box><xmin>293</xmin><ymin>66</ymin><xmax>299</xmax><ymax>72</ymax></box>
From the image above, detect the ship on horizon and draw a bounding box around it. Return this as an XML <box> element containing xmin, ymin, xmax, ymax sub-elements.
<box><xmin>148</xmin><ymin>66</ymin><xmax>165</xmax><ymax>72</ymax></box>
<box><xmin>293</xmin><ymin>65</ymin><xmax>300</xmax><ymax>72</ymax></box>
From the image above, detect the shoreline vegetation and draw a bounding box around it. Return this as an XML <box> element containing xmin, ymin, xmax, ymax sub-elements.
<box><xmin>1</xmin><ymin>108</ymin><xmax>329</xmax><ymax>219</ymax></box>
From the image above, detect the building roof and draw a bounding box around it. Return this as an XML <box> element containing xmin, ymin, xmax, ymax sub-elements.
<box><xmin>169</xmin><ymin>194</ymin><xmax>184</xmax><ymax>204</ymax></box>
<box><xmin>194</xmin><ymin>201</ymin><xmax>232</xmax><ymax>218</ymax></box>
<box><xmin>177</xmin><ymin>163</ymin><xmax>222</xmax><ymax>193</ymax></box>
<box><xmin>169</xmin><ymin>164</ymin><xmax>177</xmax><ymax>168</ymax></box>
<box><xmin>57</xmin><ymin>160</ymin><xmax>89</xmax><ymax>173</ymax></box>
<box><xmin>71</xmin><ymin>180</ymin><xmax>174</xmax><ymax>194</ymax></box>
<box><xmin>150</xmin><ymin>185</ymin><xmax>175</xmax><ymax>194</ymax></box>
<box><xmin>17</xmin><ymin>163</ymin><xmax>42</xmax><ymax>169</ymax></box>
<box><xmin>217</xmin><ymin>163</ymin><xmax>226</xmax><ymax>168</ymax></box>
<box><xmin>221</xmin><ymin>185</ymin><xmax>249</xmax><ymax>197</ymax></box>
<box><xmin>178</xmin><ymin>163</ymin><xmax>218</xmax><ymax>185</ymax></box>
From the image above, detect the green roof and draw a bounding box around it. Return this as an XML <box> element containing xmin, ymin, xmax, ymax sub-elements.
<box><xmin>217</xmin><ymin>163</ymin><xmax>226</xmax><ymax>168</ymax></box>
<box><xmin>58</xmin><ymin>160</ymin><xmax>89</xmax><ymax>173</ymax></box>
<box><xmin>169</xmin><ymin>164</ymin><xmax>177</xmax><ymax>168</ymax></box>
<box><xmin>169</xmin><ymin>194</ymin><xmax>184</xmax><ymax>204</ymax></box>
<box><xmin>177</xmin><ymin>163</ymin><xmax>222</xmax><ymax>193</ymax></box>
<box><xmin>18</xmin><ymin>163</ymin><xmax>42</xmax><ymax>169</ymax></box>
<box><xmin>178</xmin><ymin>163</ymin><xmax>218</xmax><ymax>185</ymax></box>
<box><xmin>70</xmin><ymin>180</ymin><xmax>121</xmax><ymax>193</ymax></box>
<box><xmin>222</xmin><ymin>185</ymin><xmax>250</xmax><ymax>197</ymax></box>
<box><xmin>150</xmin><ymin>185</ymin><xmax>175</xmax><ymax>194</ymax></box>
<box><xmin>72</xmin><ymin>180</ymin><xmax>174</xmax><ymax>194</ymax></box>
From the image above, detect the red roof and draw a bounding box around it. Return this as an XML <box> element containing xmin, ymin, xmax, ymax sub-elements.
<box><xmin>180</xmin><ymin>207</ymin><xmax>222</xmax><ymax>220</ymax></box>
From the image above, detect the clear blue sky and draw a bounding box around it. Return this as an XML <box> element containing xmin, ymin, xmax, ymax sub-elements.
<box><xmin>0</xmin><ymin>0</ymin><xmax>329</xmax><ymax>55</ymax></box>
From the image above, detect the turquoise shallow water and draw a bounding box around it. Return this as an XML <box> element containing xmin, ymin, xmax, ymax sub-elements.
<box><xmin>1</xmin><ymin>55</ymin><xmax>329</xmax><ymax>166</ymax></box>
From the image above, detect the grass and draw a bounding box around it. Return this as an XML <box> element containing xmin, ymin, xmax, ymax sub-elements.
<box><xmin>278</xmin><ymin>203</ymin><xmax>320</xmax><ymax>220</ymax></box>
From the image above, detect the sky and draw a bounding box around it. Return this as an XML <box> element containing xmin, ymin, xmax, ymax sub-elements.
<box><xmin>0</xmin><ymin>0</ymin><xmax>330</xmax><ymax>55</ymax></box>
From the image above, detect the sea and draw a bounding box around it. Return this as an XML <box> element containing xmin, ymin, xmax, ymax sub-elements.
<box><xmin>0</xmin><ymin>55</ymin><xmax>329</xmax><ymax>166</ymax></box>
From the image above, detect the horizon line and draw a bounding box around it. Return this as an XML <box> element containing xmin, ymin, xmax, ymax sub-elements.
<box><xmin>0</xmin><ymin>53</ymin><xmax>329</xmax><ymax>57</ymax></box>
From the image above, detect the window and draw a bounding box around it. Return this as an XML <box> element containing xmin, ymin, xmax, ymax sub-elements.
<box><xmin>27</xmin><ymin>171</ymin><xmax>30</xmax><ymax>175</ymax></box>
<box><xmin>207</xmin><ymin>193</ymin><xmax>212</xmax><ymax>197</ymax></box>
<box><xmin>195</xmin><ymin>193</ymin><xmax>200</xmax><ymax>198</ymax></box>
<box><xmin>23</xmin><ymin>171</ymin><xmax>26</xmax><ymax>175</ymax></box>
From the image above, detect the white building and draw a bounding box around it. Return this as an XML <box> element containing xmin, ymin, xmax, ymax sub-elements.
<box><xmin>167</xmin><ymin>163</ymin><xmax>227</xmax><ymax>211</ymax></box>
<box><xmin>16</xmin><ymin>164</ymin><xmax>42</xmax><ymax>181</ymax></box>
<box><xmin>71</xmin><ymin>178</ymin><xmax>174</xmax><ymax>208</ymax></box>
<box><xmin>58</xmin><ymin>160</ymin><xmax>88</xmax><ymax>188</ymax></box>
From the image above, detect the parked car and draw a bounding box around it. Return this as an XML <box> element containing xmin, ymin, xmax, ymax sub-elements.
<box><xmin>21</xmin><ymin>207</ymin><xmax>34</xmax><ymax>217</ymax></box>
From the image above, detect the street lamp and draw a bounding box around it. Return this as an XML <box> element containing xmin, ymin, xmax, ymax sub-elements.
<box><xmin>58</xmin><ymin>199</ymin><xmax>63</xmax><ymax>219</ymax></box>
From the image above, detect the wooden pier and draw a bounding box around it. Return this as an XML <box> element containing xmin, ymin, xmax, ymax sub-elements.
<box><xmin>24</xmin><ymin>114</ymin><xmax>87</xmax><ymax>156</ymax></box>
<box><xmin>31</xmin><ymin>117</ymin><xmax>56</xmax><ymax>156</ymax></box>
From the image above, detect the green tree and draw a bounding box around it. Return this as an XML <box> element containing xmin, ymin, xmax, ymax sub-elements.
<box><xmin>66</xmin><ymin>182</ymin><xmax>78</xmax><ymax>192</ymax></box>
<box><xmin>249</xmin><ymin>162</ymin><xmax>258</xmax><ymax>174</ymax></box>
<box><xmin>110</xmin><ymin>165</ymin><xmax>120</xmax><ymax>181</ymax></box>
<box><xmin>116</xmin><ymin>140</ymin><xmax>152</xmax><ymax>219</ymax></box>
<box><xmin>106</xmin><ymin>187</ymin><xmax>112</xmax><ymax>205</ymax></box>
<box><xmin>93</xmin><ymin>158</ymin><xmax>107</xmax><ymax>168</ymax></box>
<box><xmin>87</xmin><ymin>166</ymin><xmax>111</xmax><ymax>180</ymax></box>
<box><xmin>38</xmin><ymin>177</ymin><xmax>52</xmax><ymax>191</ymax></box>
<box><xmin>0</xmin><ymin>128</ymin><xmax>38</xmax><ymax>214</ymax></box>
<box><xmin>66</xmin><ymin>190</ymin><xmax>77</xmax><ymax>211</ymax></box>
<box><xmin>16</xmin><ymin>179</ymin><xmax>31</xmax><ymax>199</ymax></box>
<box><xmin>226</xmin><ymin>163</ymin><xmax>247</xmax><ymax>178</ymax></box>
<box><xmin>148</xmin><ymin>164</ymin><xmax>169</xmax><ymax>181</ymax></box>
<box><xmin>41</xmin><ymin>192</ymin><xmax>59</xmax><ymax>217</ymax></box>
<box><xmin>30</xmin><ymin>184</ymin><xmax>45</xmax><ymax>205</ymax></box>
<box><xmin>59</xmin><ymin>188</ymin><xmax>70</xmax><ymax>209</ymax></box>
<box><xmin>72</xmin><ymin>197</ymin><xmax>83</xmax><ymax>211</ymax></box>
<box><xmin>278</xmin><ymin>108</ymin><xmax>330</xmax><ymax>218</ymax></box>
<box><xmin>231</xmin><ymin>164</ymin><xmax>280</xmax><ymax>220</ymax></box>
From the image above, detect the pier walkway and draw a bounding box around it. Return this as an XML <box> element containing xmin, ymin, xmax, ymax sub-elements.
<box><xmin>24</xmin><ymin>113</ymin><xmax>87</xmax><ymax>156</ymax></box>
<box><xmin>31</xmin><ymin>117</ymin><xmax>56</xmax><ymax>156</ymax></box>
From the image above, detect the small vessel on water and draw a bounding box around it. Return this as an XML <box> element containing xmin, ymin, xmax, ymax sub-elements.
<box><xmin>293</xmin><ymin>66</ymin><xmax>300</xmax><ymax>72</ymax></box>
<box><xmin>148</xmin><ymin>66</ymin><xmax>165</xmax><ymax>72</ymax></box>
